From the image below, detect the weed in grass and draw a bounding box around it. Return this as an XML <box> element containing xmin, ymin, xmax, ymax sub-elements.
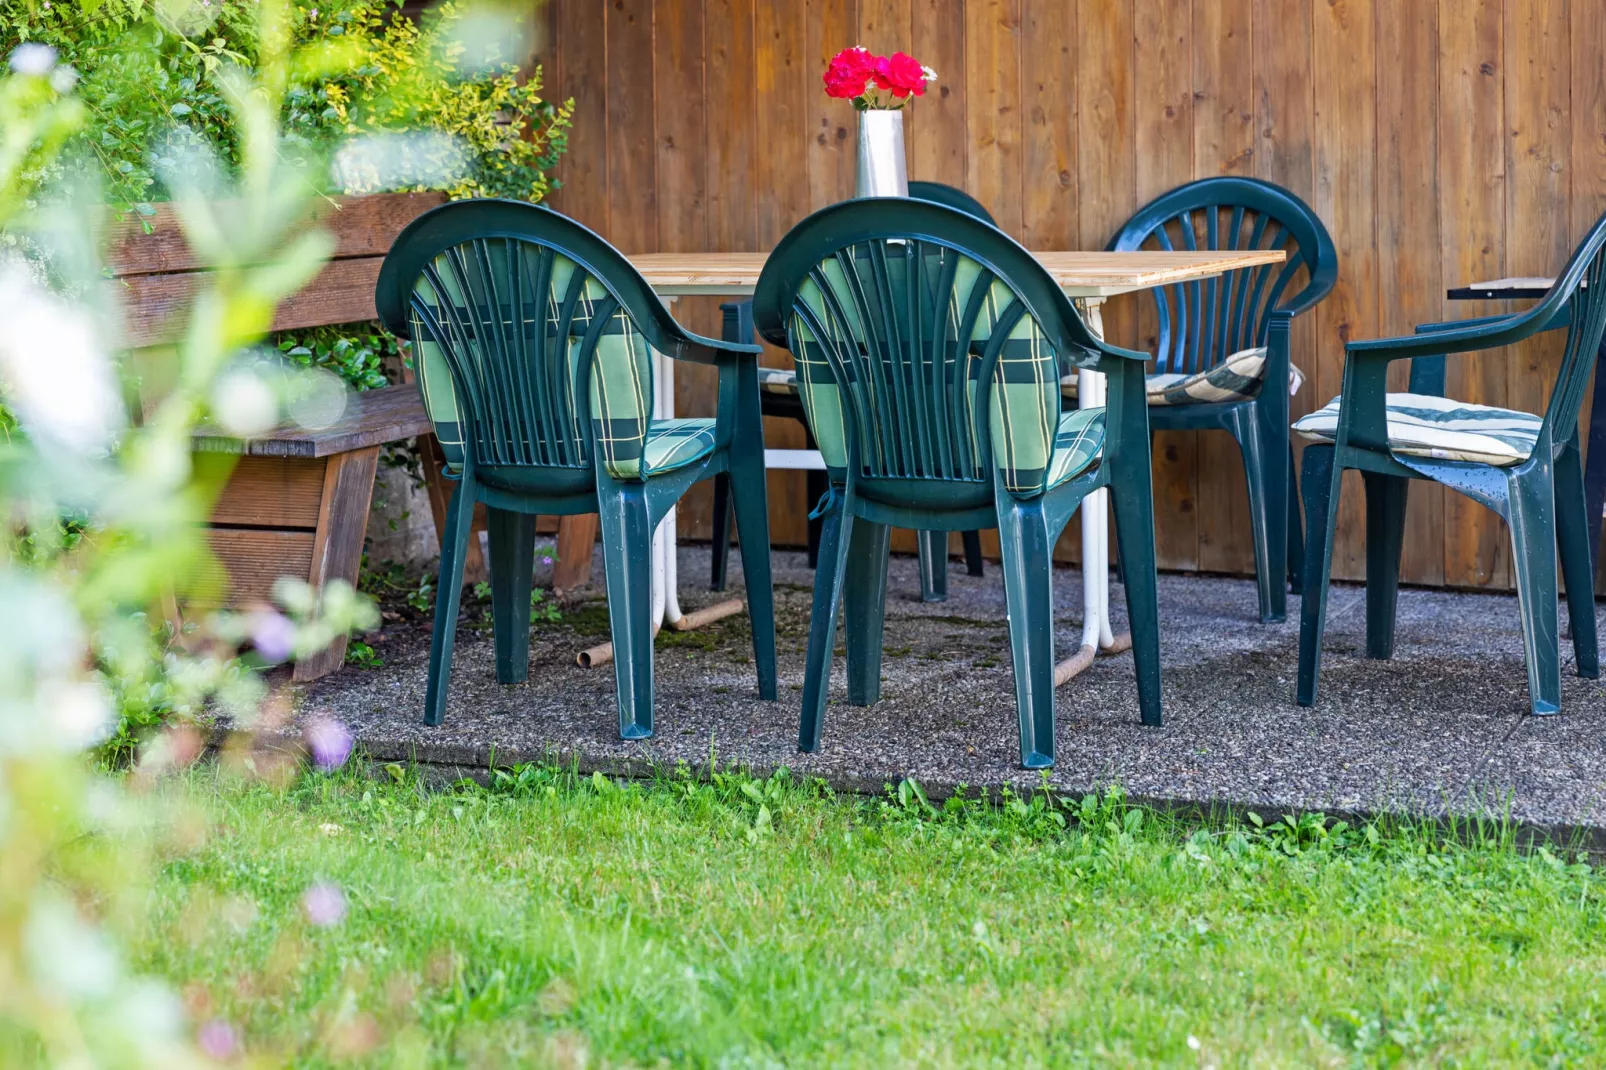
<box><xmin>344</xmin><ymin>639</ymin><xmax>384</xmax><ymax>669</ymax></box>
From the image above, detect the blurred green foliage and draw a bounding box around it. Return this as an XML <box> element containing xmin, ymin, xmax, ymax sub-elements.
<box><xmin>0</xmin><ymin>0</ymin><xmax>572</xmax><ymax>214</ymax></box>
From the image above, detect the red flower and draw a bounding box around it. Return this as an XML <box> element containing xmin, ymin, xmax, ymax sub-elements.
<box><xmin>872</xmin><ymin>51</ymin><xmax>929</xmax><ymax>98</ymax></box>
<box><xmin>823</xmin><ymin>47</ymin><xmax>876</xmax><ymax>99</ymax></box>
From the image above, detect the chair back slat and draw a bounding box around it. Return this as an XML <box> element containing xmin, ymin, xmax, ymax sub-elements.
<box><xmin>1112</xmin><ymin>178</ymin><xmax>1337</xmax><ymax>377</ymax></box>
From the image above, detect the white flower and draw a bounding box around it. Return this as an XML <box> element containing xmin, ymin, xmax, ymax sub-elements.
<box><xmin>1187</xmin><ymin>1034</ymin><xmax>1202</xmax><ymax>1050</ymax></box>
<box><xmin>49</xmin><ymin>64</ymin><xmax>78</xmax><ymax>94</ymax></box>
<box><xmin>0</xmin><ymin>261</ymin><xmax>124</xmax><ymax>454</ymax></box>
<box><xmin>25</xmin><ymin>895</ymin><xmax>119</xmax><ymax>1000</ymax></box>
<box><xmin>285</xmin><ymin>366</ymin><xmax>348</xmax><ymax>431</ymax></box>
<box><xmin>921</xmin><ymin>65</ymin><xmax>938</xmax><ymax>82</ymax></box>
<box><xmin>39</xmin><ymin>679</ymin><xmax>114</xmax><ymax>751</ymax></box>
<box><xmin>8</xmin><ymin>43</ymin><xmax>57</xmax><ymax>77</ymax></box>
<box><xmin>212</xmin><ymin>368</ymin><xmax>280</xmax><ymax>437</ymax></box>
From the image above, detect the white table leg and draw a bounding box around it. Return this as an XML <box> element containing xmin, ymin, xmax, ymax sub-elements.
<box><xmin>1056</xmin><ymin>300</ymin><xmax>1133</xmax><ymax>685</ymax></box>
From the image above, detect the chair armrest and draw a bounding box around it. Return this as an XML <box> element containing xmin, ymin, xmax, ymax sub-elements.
<box><xmin>1347</xmin><ymin>297</ymin><xmax>1564</xmax><ymax>362</ymax></box>
<box><xmin>1273</xmin><ymin>286</ymin><xmax>1331</xmax><ymax>320</ymax></box>
<box><xmin>667</xmin><ymin>331</ymin><xmax>765</xmax><ymax>366</ymax></box>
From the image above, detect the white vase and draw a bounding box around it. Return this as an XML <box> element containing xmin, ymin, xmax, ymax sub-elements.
<box><xmin>854</xmin><ymin>109</ymin><xmax>909</xmax><ymax>198</ymax></box>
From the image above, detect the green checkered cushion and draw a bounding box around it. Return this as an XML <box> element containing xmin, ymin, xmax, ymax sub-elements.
<box><xmin>642</xmin><ymin>417</ymin><xmax>717</xmax><ymax>474</ymax></box>
<box><xmin>409</xmin><ymin>248</ymin><xmax>665</xmax><ymax>481</ymax></box>
<box><xmin>1046</xmin><ymin>407</ymin><xmax>1106</xmax><ymax>487</ymax></box>
<box><xmin>757</xmin><ymin>366</ymin><xmax>799</xmax><ymax>396</ymax></box>
<box><xmin>1292</xmin><ymin>392</ymin><xmax>1542</xmax><ymax>466</ymax></box>
<box><xmin>788</xmin><ymin>248</ymin><xmax>1064</xmax><ymax>496</ymax></box>
<box><xmin>1058</xmin><ymin>346</ymin><xmax>1305</xmax><ymax>406</ymax></box>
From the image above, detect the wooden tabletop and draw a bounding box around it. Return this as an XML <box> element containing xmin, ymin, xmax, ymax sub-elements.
<box><xmin>1448</xmin><ymin>276</ymin><xmax>1557</xmax><ymax>301</ymax></box>
<box><xmin>629</xmin><ymin>249</ymin><xmax>1287</xmax><ymax>298</ymax></box>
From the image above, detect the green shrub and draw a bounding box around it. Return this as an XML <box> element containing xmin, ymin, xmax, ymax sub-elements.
<box><xmin>0</xmin><ymin>0</ymin><xmax>573</xmax><ymax>212</ymax></box>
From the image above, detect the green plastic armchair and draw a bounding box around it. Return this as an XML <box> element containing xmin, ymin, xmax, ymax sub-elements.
<box><xmin>1296</xmin><ymin>210</ymin><xmax>1606</xmax><ymax>716</ymax></box>
<box><xmin>376</xmin><ymin>199</ymin><xmax>778</xmax><ymax>737</ymax></box>
<box><xmin>709</xmin><ymin>180</ymin><xmax>994</xmax><ymax>601</ymax></box>
<box><xmin>1109</xmin><ymin>177</ymin><xmax>1338</xmax><ymax>623</ymax></box>
<box><xmin>753</xmin><ymin>198</ymin><xmax>1164</xmax><ymax>769</ymax></box>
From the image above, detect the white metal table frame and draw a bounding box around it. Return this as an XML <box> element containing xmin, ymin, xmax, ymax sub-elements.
<box><xmin>642</xmin><ymin>271</ymin><xmax>1242</xmax><ymax>680</ymax></box>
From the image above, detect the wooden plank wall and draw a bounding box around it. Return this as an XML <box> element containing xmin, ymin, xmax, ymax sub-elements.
<box><xmin>533</xmin><ymin>0</ymin><xmax>1606</xmax><ymax>588</ymax></box>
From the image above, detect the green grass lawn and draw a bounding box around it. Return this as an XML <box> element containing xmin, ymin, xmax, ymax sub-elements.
<box><xmin>134</xmin><ymin>761</ymin><xmax>1606</xmax><ymax>1067</ymax></box>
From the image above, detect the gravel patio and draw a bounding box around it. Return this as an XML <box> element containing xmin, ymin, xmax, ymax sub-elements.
<box><xmin>293</xmin><ymin>545</ymin><xmax>1606</xmax><ymax>838</ymax></box>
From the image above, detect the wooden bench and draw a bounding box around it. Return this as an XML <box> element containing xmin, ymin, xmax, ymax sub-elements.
<box><xmin>109</xmin><ymin>192</ymin><xmax>471</xmax><ymax>679</ymax></box>
<box><xmin>192</xmin><ymin>385</ymin><xmax>433</xmax><ymax>680</ymax></box>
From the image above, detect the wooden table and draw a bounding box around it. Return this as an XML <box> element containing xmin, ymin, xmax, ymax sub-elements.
<box><xmin>555</xmin><ymin>248</ymin><xmax>1288</xmax><ymax>673</ymax></box>
<box><xmin>1447</xmin><ymin>276</ymin><xmax>1606</xmax><ymax>592</ymax></box>
<box><xmin>628</xmin><ymin>249</ymin><xmax>1288</xmax><ymax>298</ymax></box>
<box><xmin>192</xmin><ymin>384</ymin><xmax>433</xmax><ymax>681</ymax></box>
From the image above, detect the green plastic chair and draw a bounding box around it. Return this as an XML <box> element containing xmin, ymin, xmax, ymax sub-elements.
<box><xmin>1296</xmin><ymin>210</ymin><xmax>1606</xmax><ymax>716</ymax></box>
<box><xmin>1110</xmin><ymin>178</ymin><xmax>1338</xmax><ymax>622</ymax></box>
<box><xmin>709</xmin><ymin>180</ymin><xmax>993</xmax><ymax>601</ymax></box>
<box><xmin>752</xmin><ymin>198</ymin><xmax>1164</xmax><ymax>768</ymax></box>
<box><xmin>376</xmin><ymin>199</ymin><xmax>778</xmax><ymax>737</ymax></box>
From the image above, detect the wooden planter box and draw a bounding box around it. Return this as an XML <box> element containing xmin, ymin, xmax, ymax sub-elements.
<box><xmin>112</xmin><ymin>192</ymin><xmax>448</xmax><ymax>679</ymax></box>
<box><xmin>108</xmin><ymin>191</ymin><xmax>448</xmax><ymax>346</ymax></box>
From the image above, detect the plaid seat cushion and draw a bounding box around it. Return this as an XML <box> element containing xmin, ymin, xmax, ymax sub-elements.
<box><xmin>1292</xmin><ymin>392</ymin><xmax>1542</xmax><ymax>467</ymax></box>
<box><xmin>1058</xmin><ymin>346</ymin><xmax>1306</xmax><ymax>406</ymax></box>
<box><xmin>642</xmin><ymin>417</ymin><xmax>717</xmax><ymax>474</ymax></box>
<box><xmin>1046</xmin><ymin>407</ymin><xmax>1106</xmax><ymax>488</ymax></box>
<box><xmin>757</xmin><ymin>366</ymin><xmax>799</xmax><ymax>396</ymax></box>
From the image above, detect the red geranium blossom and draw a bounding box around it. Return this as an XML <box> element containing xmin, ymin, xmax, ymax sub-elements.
<box><xmin>823</xmin><ymin>47</ymin><xmax>876</xmax><ymax>99</ymax></box>
<box><xmin>873</xmin><ymin>51</ymin><xmax>929</xmax><ymax>98</ymax></box>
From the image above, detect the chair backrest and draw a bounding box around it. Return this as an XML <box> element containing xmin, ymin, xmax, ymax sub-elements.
<box><xmin>1534</xmin><ymin>211</ymin><xmax>1606</xmax><ymax>447</ymax></box>
<box><xmin>376</xmin><ymin>200</ymin><xmax>690</xmax><ymax>482</ymax></box>
<box><xmin>753</xmin><ymin>198</ymin><xmax>1107</xmax><ymax>500</ymax></box>
<box><xmin>908</xmin><ymin>181</ymin><xmax>997</xmax><ymax>227</ymax></box>
<box><xmin>1109</xmin><ymin>177</ymin><xmax>1338</xmax><ymax>375</ymax></box>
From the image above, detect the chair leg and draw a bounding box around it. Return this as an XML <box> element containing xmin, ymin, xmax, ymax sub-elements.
<box><xmin>424</xmin><ymin>481</ymin><xmax>475</xmax><ymax>726</ymax></box>
<box><xmin>962</xmin><ymin>530</ymin><xmax>985</xmax><ymax>576</ymax></box>
<box><xmin>917</xmin><ymin>530</ymin><xmax>949</xmax><ymax>603</ymax></box>
<box><xmin>709</xmin><ymin>472</ymin><xmax>731</xmax><ymax>591</ymax></box>
<box><xmin>996</xmin><ymin>497</ymin><xmax>1058</xmax><ymax>768</ymax></box>
<box><xmin>1230</xmin><ymin>406</ymin><xmax>1288</xmax><ymax>623</ymax></box>
<box><xmin>844</xmin><ymin>520</ymin><xmax>891</xmax><ymax>705</ymax></box>
<box><xmin>1297</xmin><ymin>445</ymin><xmax>1340</xmax><ymax>707</ymax></box>
<box><xmin>1361</xmin><ymin>472</ymin><xmax>1409</xmax><ymax>660</ymax></box>
<box><xmin>596</xmin><ymin>480</ymin><xmax>656</xmax><ymax>739</ymax></box>
<box><xmin>799</xmin><ymin>497</ymin><xmax>852</xmax><ymax>752</ymax></box>
<box><xmin>1508</xmin><ymin>468</ymin><xmax>1564</xmax><ymax>715</ymax></box>
<box><xmin>487</xmin><ymin>508</ymin><xmax>536</xmax><ymax>684</ymax></box>
<box><xmin>805</xmin><ymin>467</ymin><xmax>827</xmax><ymax>569</ymax></box>
<box><xmin>1557</xmin><ymin>436</ymin><xmax>1600</xmax><ymax>679</ymax></box>
<box><xmin>1582</xmin><ymin>337</ymin><xmax>1606</xmax><ymax>590</ymax></box>
<box><xmin>729</xmin><ymin>447</ymin><xmax>779</xmax><ymax>701</ymax></box>
<box><xmin>1286</xmin><ymin>443</ymin><xmax>1306</xmax><ymax>596</ymax></box>
<box><xmin>1109</xmin><ymin>461</ymin><xmax>1164</xmax><ymax>729</ymax></box>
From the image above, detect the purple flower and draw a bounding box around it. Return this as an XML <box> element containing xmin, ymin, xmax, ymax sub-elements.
<box><xmin>304</xmin><ymin>717</ymin><xmax>353</xmax><ymax>770</ymax></box>
<box><xmin>248</xmin><ymin>610</ymin><xmax>296</xmax><ymax>664</ymax></box>
<box><xmin>301</xmin><ymin>882</ymin><xmax>347</xmax><ymax>927</ymax></box>
<box><xmin>197</xmin><ymin>1019</ymin><xmax>239</xmax><ymax>1060</ymax></box>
